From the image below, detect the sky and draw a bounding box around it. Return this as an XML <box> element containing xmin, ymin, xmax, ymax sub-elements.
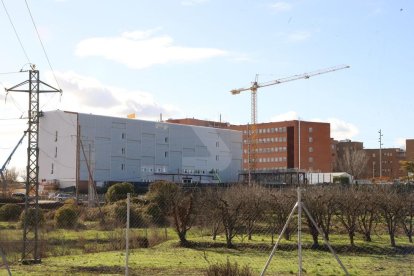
<box><xmin>0</xmin><ymin>0</ymin><xmax>413</xmax><ymax>170</ymax></box>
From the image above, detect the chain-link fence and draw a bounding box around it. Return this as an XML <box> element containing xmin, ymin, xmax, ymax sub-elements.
<box><xmin>1</xmin><ymin>183</ymin><xmax>414</xmax><ymax>275</ymax></box>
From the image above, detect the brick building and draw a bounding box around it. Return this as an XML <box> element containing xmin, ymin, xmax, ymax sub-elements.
<box><xmin>361</xmin><ymin>148</ymin><xmax>406</xmax><ymax>180</ymax></box>
<box><xmin>333</xmin><ymin>139</ymin><xmax>364</xmax><ymax>171</ymax></box>
<box><xmin>167</xmin><ymin>118</ymin><xmax>332</xmax><ymax>172</ymax></box>
<box><xmin>406</xmin><ymin>139</ymin><xmax>414</xmax><ymax>162</ymax></box>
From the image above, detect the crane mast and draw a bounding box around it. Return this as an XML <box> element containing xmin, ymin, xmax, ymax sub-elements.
<box><xmin>230</xmin><ymin>64</ymin><xmax>350</xmax><ymax>177</ymax></box>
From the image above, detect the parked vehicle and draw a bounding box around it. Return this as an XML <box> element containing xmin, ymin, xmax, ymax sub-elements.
<box><xmin>53</xmin><ymin>193</ymin><xmax>74</xmax><ymax>202</ymax></box>
<box><xmin>11</xmin><ymin>192</ymin><xmax>26</xmax><ymax>200</ymax></box>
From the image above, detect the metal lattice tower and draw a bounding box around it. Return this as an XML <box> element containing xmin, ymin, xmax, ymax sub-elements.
<box><xmin>6</xmin><ymin>65</ymin><xmax>61</xmax><ymax>264</ymax></box>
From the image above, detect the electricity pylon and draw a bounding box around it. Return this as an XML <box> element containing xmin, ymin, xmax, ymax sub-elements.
<box><xmin>6</xmin><ymin>64</ymin><xmax>61</xmax><ymax>264</ymax></box>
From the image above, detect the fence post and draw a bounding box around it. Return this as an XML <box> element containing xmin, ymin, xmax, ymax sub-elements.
<box><xmin>125</xmin><ymin>193</ymin><xmax>130</xmax><ymax>276</ymax></box>
<box><xmin>297</xmin><ymin>187</ymin><xmax>302</xmax><ymax>276</ymax></box>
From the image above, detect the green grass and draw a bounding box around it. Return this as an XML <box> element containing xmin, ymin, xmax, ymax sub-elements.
<box><xmin>2</xmin><ymin>223</ymin><xmax>414</xmax><ymax>275</ymax></box>
<box><xmin>4</xmin><ymin>236</ymin><xmax>414</xmax><ymax>276</ymax></box>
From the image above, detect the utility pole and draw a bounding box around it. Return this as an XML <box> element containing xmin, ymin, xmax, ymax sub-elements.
<box><xmin>378</xmin><ymin>129</ymin><xmax>383</xmax><ymax>179</ymax></box>
<box><xmin>6</xmin><ymin>64</ymin><xmax>61</xmax><ymax>264</ymax></box>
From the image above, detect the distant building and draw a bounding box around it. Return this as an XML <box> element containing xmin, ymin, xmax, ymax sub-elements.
<box><xmin>406</xmin><ymin>139</ymin><xmax>414</xmax><ymax>162</ymax></box>
<box><xmin>333</xmin><ymin>139</ymin><xmax>364</xmax><ymax>171</ymax></box>
<box><xmin>361</xmin><ymin>148</ymin><xmax>406</xmax><ymax>180</ymax></box>
<box><xmin>167</xmin><ymin>118</ymin><xmax>332</xmax><ymax>173</ymax></box>
<box><xmin>335</xmin><ymin>139</ymin><xmax>364</xmax><ymax>157</ymax></box>
<box><xmin>39</xmin><ymin>111</ymin><xmax>242</xmax><ymax>189</ymax></box>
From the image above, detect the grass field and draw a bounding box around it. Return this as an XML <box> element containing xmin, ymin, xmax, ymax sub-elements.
<box><xmin>3</xmin><ymin>227</ymin><xmax>414</xmax><ymax>276</ymax></box>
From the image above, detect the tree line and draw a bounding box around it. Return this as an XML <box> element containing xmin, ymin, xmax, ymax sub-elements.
<box><xmin>108</xmin><ymin>181</ymin><xmax>414</xmax><ymax>249</ymax></box>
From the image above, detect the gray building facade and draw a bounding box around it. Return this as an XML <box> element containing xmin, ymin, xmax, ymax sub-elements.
<box><xmin>39</xmin><ymin>110</ymin><xmax>242</xmax><ymax>189</ymax></box>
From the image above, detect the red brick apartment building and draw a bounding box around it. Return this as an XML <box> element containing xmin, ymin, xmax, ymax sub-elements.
<box><xmin>167</xmin><ymin>118</ymin><xmax>332</xmax><ymax>172</ymax></box>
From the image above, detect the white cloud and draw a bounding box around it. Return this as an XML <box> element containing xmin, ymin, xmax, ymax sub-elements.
<box><xmin>269</xmin><ymin>111</ymin><xmax>298</xmax><ymax>121</ymax></box>
<box><xmin>75</xmin><ymin>29</ymin><xmax>227</xmax><ymax>69</ymax></box>
<box><xmin>270</xmin><ymin>2</ymin><xmax>292</xmax><ymax>12</ymax></box>
<box><xmin>395</xmin><ymin>138</ymin><xmax>406</xmax><ymax>149</ymax></box>
<box><xmin>181</xmin><ymin>0</ymin><xmax>209</xmax><ymax>6</ymax></box>
<box><xmin>287</xmin><ymin>31</ymin><xmax>312</xmax><ymax>42</ymax></box>
<box><xmin>46</xmin><ymin>71</ymin><xmax>182</xmax><ymax>120</ymax></box>
<box><xmin>323</xmin><ymin>118</ymin><xmax>359</xmax><ymax>141</ymax></box>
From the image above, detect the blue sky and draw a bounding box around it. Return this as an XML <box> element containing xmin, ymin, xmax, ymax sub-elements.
<box><xmin>0</xmin><ymin>0</ymin><xmax>413</xmax><ymax>169</ymax></box>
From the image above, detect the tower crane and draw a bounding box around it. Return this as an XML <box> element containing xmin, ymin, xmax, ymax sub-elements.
<box><xmin>230</xmin><ymin>64</ymin><xmax>350</xmax><ymax>174</ymax></box>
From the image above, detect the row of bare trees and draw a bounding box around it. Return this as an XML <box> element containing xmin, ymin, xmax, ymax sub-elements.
<box><xmin>143</xmin><ymin>181</ymin><xmax>414</xmax><ymax>249</ymax></box>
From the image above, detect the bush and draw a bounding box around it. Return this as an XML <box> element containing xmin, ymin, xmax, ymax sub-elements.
<box><xmin>0</xmin><ymin>203</ymin><xmax>22</xmax><ymax>221</ymax></box>
<box><xmin>105</xmin><ymin>182</ymin><xmax>134</xmax><ymax>203</ymax></box>
<box><xmin>81</xmin><ymin>207</ymin><xmax>102</xmax><ymax>222</ymax></box>
<box><xmin>55</xmin><ymin>205</ymin><xmax>79</xmax><ymax>229</ymax></box>
<box><xmin>112</xmin><ymin>201</ymin><xmax>146</xmax><ymax>228</ymax></box>
<box><xmin>205</xmin><ymin>259</ymin><xmax>253</xmax><ymax>276</ymax></box>
<box><xmin>20</xmin><ymin>208</ymin><xmax>45</xmax><ymax>229</ymax></box>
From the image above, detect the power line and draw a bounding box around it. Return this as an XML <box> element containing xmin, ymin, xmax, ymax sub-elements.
<box><xmin>24</xmin><ymin>0</ymin><xmax>62</xmax><ymax>91</ymax></box>
<box><xmin>0</xmin><ymin>71</ymin><xmax>25</xmax><ymax>75</ymax></box>
<box><xmin>0</xmin><ymin>117</ymin><xmax>25</xmax><ymax>121</ymax></box>
<box><xmin>0</xmin><ymin>0</ymin><xmax>31</xmax><ymax>64</ymax></box>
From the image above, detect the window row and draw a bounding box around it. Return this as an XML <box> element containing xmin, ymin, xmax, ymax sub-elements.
<box><xmin>243</xmin><ymin>146</ymin><xmax>287</xmax><ymax>154</ymax></box>
<box><xmin>244</xmin><ymin>156</ymin><xmax>287</xmax><ymax>163</ymax></box>
<box><xmin>243</xmin><ymin>127</ymin><xmax>287</xmax><ymax>135</ymax></box>
<box><xmin>243</xmin><ymin>136</ymin><xmax>287</xmax><ymax>144</ymax></box>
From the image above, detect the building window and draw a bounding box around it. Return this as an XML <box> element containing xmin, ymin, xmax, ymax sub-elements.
<box><xmin>165</xmin><ymin>151</ymin><xmax>168</xmax><ymax>158</ymax></box>
<box><xmin>216</xmin><ymin>155</ymin><xmax>219</xmax><ymax>161</ymax></box>
<box><xmin>216</xmin><ymin>141</ymin><xmax>219</xmax><ymax>147</ymax></box>
<box><xmin>122</xmin><ymin>148</ymin><xmax>125</xmax><ymax>155</ymax></box>
<box><xmin>309</xmin><ymin>147</ymin><xmax>314</xmax><ymax>153</ymax></box>
<box><xmin>309</xmin><ymin>127</ymin><xmax>313</xmax><ymax>133</ymax></box>
<box><xmin>55</xmin><ymin>131</ymin><xmax>58</xmax><ymax>142</ymax></box>
<box><xmin>372</xmin><ymin>153</ymin><xmax>376</xmax><ymax>157</ymax></box>
<box><xmin>165</xmin><ymin>137</ymin><xmax>169</xmax><ymax>143</ymax></box>
<box><xmin>309</xmin><ymin>137</ymin><xmax>313</xmax><ymax>143</ymax></box>
<box><xmin>121</xmin><ymin>164</ymin><xmax>125</xmax><ymax>170</ymax></box>
<box><xmin>51</xmin><ymin>163</ymin><xmax>54</xmax><ymax>174</ymax></box>
<box><xmin>309</xmin><ymin>157</ymin><xmax>314</xmax><ymax>163</ymax></box>
<box><xmin>121</xmin><ymin>133</ymin><xmax>126</xmax><ymax>139</ymax></box>
<box><xmin>55</xmin><ymin>147</ymin><xmax>58</xmax><ymax>158</ymax></box>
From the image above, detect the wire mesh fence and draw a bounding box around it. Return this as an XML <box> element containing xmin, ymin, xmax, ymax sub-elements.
<box><xmin>1</xmin><ymin>182</ymin><xmax>414</xmax><ymax>275</ymax></box>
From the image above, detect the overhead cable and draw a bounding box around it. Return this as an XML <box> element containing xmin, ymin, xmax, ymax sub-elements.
<box><xmin>24</xmin><ymin>0</ymin><xmax>62</xmax><ymax>91</ymax></box>
<box><xmin>0</xmin><ymin>0</ymin><xmax>31</xmax><ymax>64</ymax></box>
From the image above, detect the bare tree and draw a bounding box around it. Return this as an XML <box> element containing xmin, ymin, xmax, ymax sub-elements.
<box><xmin>376</xmin><ymin>186</ymin><xmax>404</xmax><ymax>247</ymax></box>
<box><xmin>303</xmin><ymin>189</ymin><xmax>321</xmax><ymax>248</ymax></box>
<box><xmin>214</xmin><ymin>184</ymin><xmax>249</xmax><ymax>248</ymax></box>
<box><xmin>336</xmin><ymin>148</ymin><xmax>368</xmax><ymax>179</ymax></box>
<box><xmin>336</xmin><ymin>187</ymin><xmax>360</xmax><ymax>246</ymax></box>
<box><xmin>264</xmin><ymin>188</ymin><xmax>296</xmax><ymax>244</ymax></box>
<box><xmin>357</xmin><ymin>187</ymin><xmax>378</xmax><ymax>242</ymax></box>
<box><xmin>146</xmin><ymin>181</ymin><xmax>198</xmax><ymax>246</ymax></box>
<box><xmin>3</xmin><ymin>167</ymin><xmax>20</xmax><ymax>183</ymax></box>
<box><xmin>241</xmin><ymin>184</ymin><xmax>267</xmax><ymax>241</ymax></box>
<box><xmin>304</xmin><ymin>186</ymin><xmax>337</xmax><ymax>243</ymax></box>
<box><xmin>201</xmin><ymin>188</ymin><xmax>223</xmax><ymax>240</ymax></box>
<box><xmin>400</xmin><ymin>190</ymin><xmax>414</xmax><ymax>243</ymax></box>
